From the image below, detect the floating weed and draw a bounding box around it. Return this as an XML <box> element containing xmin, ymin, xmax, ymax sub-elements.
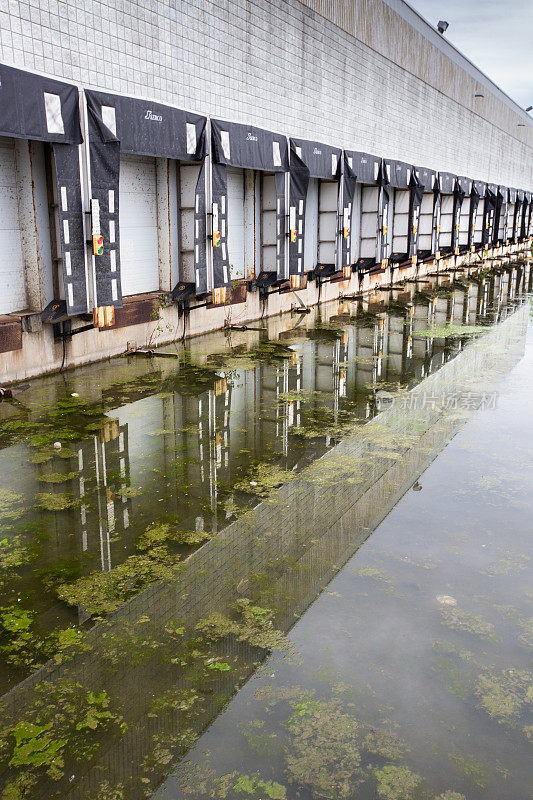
<box><xmin>416</xmin><ymin>324</ymin><xmax>487</xmax><ymax>339</ymax></box>
<box><xmin>36</xmin><ymin>492</ymin><xmax>78</xmax><ymax>512</ymax></box>
<box><xmin>432</xmin><ymin>657</ymin><xmax>468</xmax><ymax>697</ymax></box>
<box><xmin>474</xmin><ymin>667</ymin><xmax>533</xmax><ymax>725</ymax></box>
<box><xmin>440</xmin><ymin>607</ymin><xmax>500</xmax><ymax>641</ymax></box>
<box><xmin>35</xmin><ymin>559</ymin><xmax>83</xmax><ymax>593</ymax></box>
<box><xmin>37</xmin><ymin>471</ymin><xmax>79</xmax><ymax>484</ymax></box>
<box><xmin>85</xmin><ymin>782</ymin><xmax>124</xmax><ymax>800</ymax></box>
<box><xmin>362</xmin><ymin>727</ymin><xmax>409</xmax><ymax>760</ymax></box>
<box><xmin>357</xmin><ymin>566</ymin><xmax>392</xmax><ymax>583</ymax></box>
<box><xmin>234</xmin><ymin>463</ymin><xmax>294</xmax><ymax>496</ymax></box>
<box><xmin>434</xmin><ymin>794</ymin><xmax>467</xmax><ymax>800</ymax></box>
<box><xmin>374</xmin><ymin>764</ymin><xmax>424</xmax><ymax>800</ymax></box>
<box><xmin>284</xmin><ymin>698</ymin><xmax>364</xmax><ymax>800</ymax></box>
<box><xmin>482</xmin><ymin>552</ymin><xmax>531</xmax><ymax>576</ymax></box>
<box><xmin>57</xmin><ymin>551</ymin><xmax>179</xmax><ymax>616</ymax></box>
<box><xmin>0</xmin><ymin>535</ymin><xmax>32</xmax><ymax>573</ymax></box>
<box><xmin>0</xmin><ymin>489</ymin><xmax>25</xmax><ymax>522</ymax></box>
<box><xmin>448</xmin><ymin>751</ymin><xmax>487</xmax><ymax>788</ymax></box>
<box><xmin>196</xmin><ymin>599</ymin><xmax>293</xmax><ymax>654</ymax></box>
<box><xmin>135</xmin><ymin>522</ymin><xmax>211</xmax><ymax>551</ymax></box>
<box><xmin>148</xmin><ymin>688</ymin><xmax>202</xmax><ymax>717</ymax></box>
<box><xmin>231</xmin><ymin>773</ymin><xmax>287</xmax><ymax>798</ymax></box>
<box><xmin>494</xmin><ymin>605</ymin><xmax>533</xmax><ymax>649</ymax></box>
<box><xmin>0</xmin><ymin>680</ymin><xmax>125</xmax><ymax>783</ymax></box>
<box><xmin>239</xmin><ymin>719</ymin><xmax>282</xmax><ymax>758</ymax></box>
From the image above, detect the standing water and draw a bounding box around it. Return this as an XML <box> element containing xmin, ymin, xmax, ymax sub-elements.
<box><xmin>0</xmin><ymin>265</ymin><xmax>532</xmax><ymax>800</ymax></box>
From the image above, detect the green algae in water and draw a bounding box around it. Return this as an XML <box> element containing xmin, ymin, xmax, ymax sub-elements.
<box><xmin>440</xmin><ymin>606</ymin><xmax>500</xmax><ymax>641</ymax></box>
<box><xmin>0</xmin><ymin>535</ymin><xmax>32</xmax><ymax>573</ymax></box>
<box><xmin>482</xmin><ymin>552</ymin><xmax>531</xmax><ymax>576</ymax></box>
<box><xmin>0</xmin><ymin>489</ymin><xmax>25</xmax><ymax>522</ymax></box>
<box><xmin>135</xmin><ymin>522</ymin><xmax>211</xmax><ymax>551</ymax></box>
<box><xmin>374</xmin><ymin>764</ymin><xmax>424</xmax><ymax>800</ymax></box>
<box><xmin>432</xmin><ymin>657</ymin><xmax>468</xmax><ymax>697</ymax></box>
<box><xmin>448</xmin><ymin>751</ymin><xmax>488</xmax><ymax>788</ymax></box>
<box><xmin>239</xmin><ymin>719</ymin><xmax>283</xmax><ymax>758</ymax></box>
<box><xmin>416</xmin><ymin>324</ymin><xmax>487</xmax><ymax>338</ymax></box>
<box><xmin>362</xmin><ymin>727</ymin><xmax>409</xmax><ymax>760</ymax></box>
<box><xmin>234</xmin><ymin>462</ymin><xmax>295</xmax><ymax>496</ymax></box>
<box><xmin>57</xmin><ymin>551</ymin><xmax>180</xmax><ymax>616</ymax></box>
<box><xmin>284</xmin><ymin>698</ymin><xmax>364</xmax><ymax>800</ymax></box>
<box><xmin>357</xmin><ymin>566</ymin><xmax>394</xmax><ymax>584</ymax></box>
<box><xmin>36</xmin><ymin>492</ymin><xmax>79</xmax><ymax>512</ymax></box>
<box><xmin>37</xmin><ymin>471</ymin><xmax>79</xmax><ymax>484</ymax></box>
<box><xmin>196</xmin><ymin>599</ymin><xmax>293</xmax><ymax>653</ymax></box>
<box><xmin>0</xmin><ymin>680</ymin><xmax>125</xmax><ymax>783</ymax></box>
<box><xmin>474</xmin><ymin>667</ymin><xmax>533</xmax><ymax>725</ymax></box>
<box><xmin>231</xmin><ymin>774</ymin><xmax>287</xmax><ymax>798</ymax></box>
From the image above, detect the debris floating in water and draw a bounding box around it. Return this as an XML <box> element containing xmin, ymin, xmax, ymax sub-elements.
<box><xmin>437</xmin><ymin>595</ymin><xmax>457</xmax><ymax>606</ymax></box>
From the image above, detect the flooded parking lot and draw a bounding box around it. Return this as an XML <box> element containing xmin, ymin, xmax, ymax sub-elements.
<box><xmin>0</xmin><ymin>264</ymin><xmax>532</xmax><ymax>800</ymax></box>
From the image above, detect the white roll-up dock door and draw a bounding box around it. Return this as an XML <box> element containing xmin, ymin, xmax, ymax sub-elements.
<box><xmin>417</xmin><ymin>192</ymin><xmax>434</xmax><ymax>254</ymax></box>
<box><xmin>318</xmin><ymin>180</ymin><xmax>337</xmax><ymax>264</ymax></box>
<box><xmin>119</xmin><ymin>154</ymin><xmax>159</xmax><ymax>296</ymax></box>
<box><xmin>473</xmin><ymin>199</ymin><xmax>485</xmax><ymax>245</ymax></box>
<box><xmin>391</xmin><ymin>189</ymin><xmax>409</xmax><ymax>258</ymax></box>
<box><xmin>226</xmin><ymin>167</ymin><xmax>245</xmax><ymax>280</ymax></box>
<box><xmin>360</xmin><ymin>186</ymin><xmax>379</xmax><ymax>261</ymax></box>
<box><xmin>458</xmin><ymin>197</ymin><xmax>471</xmax><ymax>248</ymax></box>
<box><xmin>439</xmin><ymin>194</ymin><xmax>454</xmax><ymax>250</ymax></box>
<box><xmin>0</xmin><ymin>137</ymin><xmax>27</xmax><ymax>314</ymax></box>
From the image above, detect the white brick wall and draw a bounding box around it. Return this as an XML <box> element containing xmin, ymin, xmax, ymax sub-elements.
<box><xmin>0</xmin><ymin>0</ymin><xmax>532</xmax><ymax>188</ymax></box>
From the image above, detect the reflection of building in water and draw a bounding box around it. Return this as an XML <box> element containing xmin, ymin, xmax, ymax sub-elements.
<box><xmin>30</xmin><ymin>300</ymin><xmax>533</xmax><ymax>800</ymax></box>
<box><xmin>0</xmin><ymin>265</ymin><xmax>530</xmax><ymax>634</ymax></box>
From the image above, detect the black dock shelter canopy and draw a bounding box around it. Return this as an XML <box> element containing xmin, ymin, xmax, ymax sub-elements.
<box><xmin>515</xmin><ymin>190</ymin><xmax>526</xmax><ymax>242</ymax></box>
<box><xmin>521</xmin><ymin>192</ymin><xmax>533</xmax><ymax>239</ymax></box>
<box><xmin>382</xmin><ymin>158</ymin><xmax>424</xmax><ymax>264</ymax></box>
<box><xmin>85</xmin><ymin>90</ymin><xmax>207</xmax><ymax>307</ymax></box>
<box><xmin>0</xmin><ymin>63</ymin><xmax>85</xmax><ymax>316</ymax></box>
<box><xmin>469</xmin><ymin>180</ymin><xmax>485</xmax><ymax>249</ymax></box>
<box><xmin>482</xmin><ymin>183</ymin><xmax>499</xmax><ymax>247</ymax></box>
<box><xmin>210</xmin><ymin>119</ymin><xmax>289</xmax><ymax>289</ymax></box>
<box><xmin>288</xmin><ymin>137</ymin><xmax>342</xmax><ymax>277</ymax></box>
<box><xmin>506</xmin><ymin>188</ymin><xmax>518</xmax><ymax>243</ymax></box>
<box><xmin>344</xmin><ymin>150</ymin><xmax>383</xmax><ymax>272</ymax></box>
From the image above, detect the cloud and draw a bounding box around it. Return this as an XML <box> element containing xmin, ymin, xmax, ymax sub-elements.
<box><xmin>407</xmin><ymin>0</ymin><xmax>533</xmax><ymax>107</ymax></box>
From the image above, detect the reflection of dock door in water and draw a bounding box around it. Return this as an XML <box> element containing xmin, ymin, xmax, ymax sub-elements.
<box><xmin>70</xmin><ymin>420</ymin><xmax>132</xmax><ymax>576</ymax></box>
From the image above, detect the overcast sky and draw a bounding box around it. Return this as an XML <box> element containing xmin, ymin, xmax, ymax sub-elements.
<box><xmin>407</xmin><ymin>0</ymin><xmax>533</xmax><ymax>109</ymax></box>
